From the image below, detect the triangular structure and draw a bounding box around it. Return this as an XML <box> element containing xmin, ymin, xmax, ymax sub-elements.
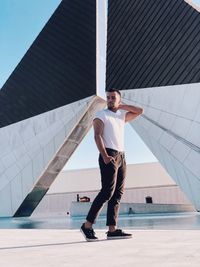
<box><xmin>0</xmin><ymin>0</ymin><xmax>105</xmax><ymax>217</ymax></box>
<box><xmin>106</xmin><ymin>0</ymin><xmax>200</xmax><ymax>210</ymax></box>
<box><xmin>1</xmin><ymin>0</ymin><xmax>200</xmax><ymax>217</ymax></box>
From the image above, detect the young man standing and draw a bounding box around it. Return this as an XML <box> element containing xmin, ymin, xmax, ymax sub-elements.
<box><xmin>81</xmin><ymin>89</ymin><xmax>144</xmax><ymax>241</ymax></box>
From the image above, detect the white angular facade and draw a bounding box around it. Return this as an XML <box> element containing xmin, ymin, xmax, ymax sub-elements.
<box><xmin>122</xmin><ymin>84</ymin><xmax>200</xmax><ymax>210</ymax></box>
<box><xmin>106</xmin><ymin>0</ymin><xmax>200</xmax><ymax>212</ymax></box>
<box><xmin>0</xmin><ymin>0</ymin><xmax>105</xmax><ymax>217</ymax></box>
<box><xmin>0</xmin><ymin>96</ymin><xmax>105</xmax><ymax>216</ymax></box>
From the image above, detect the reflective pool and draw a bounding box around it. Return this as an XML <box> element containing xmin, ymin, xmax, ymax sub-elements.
<box><xmin>0</xmin><ymin>212</ymin><xmax>200</xmax><ymax>230</ymax></box>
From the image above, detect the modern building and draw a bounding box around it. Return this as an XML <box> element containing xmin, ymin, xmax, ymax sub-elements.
<box><xmin>0</xmin><ymin>0</ymin><xmax>200</xmax><ymax>217</ymax></box>
<box><xmin>106</xmin><ymin>0</ymin><xmax>200</xmax><ymax>211</ymax></box>
<box><xmin>32</xmin><ymin>162</ymin><xmax>193</xmax><ymax>217</ymax></box>
<box><xmin>0</xmin><ymin>0</ymin><xmax>106</xmax><ymax>217</ymax></box>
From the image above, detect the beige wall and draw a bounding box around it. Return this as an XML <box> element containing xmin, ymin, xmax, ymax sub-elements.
<box><xmin>33</xmin><ymin>185</ymin><xmax>192</xmax><ymax>217</ymax></box>
<box><xmin>48</xmin><ymin>162</ymin><xmax>175</xmax><ymax>194</ymax></box>
<box><xmin>33</xmin><ymin>162</ymin><xmax>192</xmax><ymax>216</ymax></box>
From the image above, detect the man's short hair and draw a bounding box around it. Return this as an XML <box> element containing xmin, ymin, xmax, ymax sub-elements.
<box><xmin>106</xmin><ymin>88</ymin><xmax>121</xmax><ymax>97</ymax></box>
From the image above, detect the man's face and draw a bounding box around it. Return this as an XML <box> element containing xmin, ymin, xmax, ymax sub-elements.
<box><xmin>106</xmin><ymin>92</ymin><xmax>121</xmax><ymax>111</ymax></box>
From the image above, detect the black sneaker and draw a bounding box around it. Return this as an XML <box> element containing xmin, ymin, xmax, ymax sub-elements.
<box><xmin>107</xmin><ymin>229</ymin><xmax>132</xmax><ymax>240</ymax></box>
<box><xmin>80</xmin><ymin>223</ymin><xmax>98</xmax><ymax>242</ymax></box>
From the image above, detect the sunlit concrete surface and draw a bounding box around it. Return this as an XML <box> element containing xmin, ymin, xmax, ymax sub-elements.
<box><xmin>0</xmin><ymin>229</ymin><xmax>200</xmax><ymax>267</ymax></box>
<box><xmin>122</xmin><ymin>85</ymin><xmax>200</xmax><ymax>212</ymax></box>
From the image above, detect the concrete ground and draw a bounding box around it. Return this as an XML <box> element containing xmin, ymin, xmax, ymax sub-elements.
<box><xmin>0</xmin><ymin>229</ymin><xmax>200</xmax><ymax>267</ymax></box>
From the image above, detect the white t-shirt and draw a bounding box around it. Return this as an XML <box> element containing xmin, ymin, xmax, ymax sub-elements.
<box><xmin>94</xmin><ymin>109</ymin><xmax>126</xmax><ymax>152</ymax></box>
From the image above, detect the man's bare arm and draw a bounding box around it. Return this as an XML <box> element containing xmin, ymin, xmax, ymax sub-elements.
<box><xmin>118</xmin><ymin>104</ymin><xmax>143</xmax><ymax>123</ymax></box>
<box><xmin>93</xmin><ymin>118</ymin><xmax>115</xmax><ymax>164</ymax></box>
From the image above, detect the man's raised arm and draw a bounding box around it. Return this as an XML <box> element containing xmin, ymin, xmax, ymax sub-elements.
<box><xmin>118</xmin><ymin>104</ymin><xmax>144</xmax><ymax>122</ymax></box>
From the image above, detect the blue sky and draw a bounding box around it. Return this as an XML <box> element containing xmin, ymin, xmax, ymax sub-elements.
<box><xmin>1</xmin><ymin>0</ymin><xmax>200</xmax><ymax>89</ymax></box>
<box><xmin>0</xmin><ymin>0</ymin><xmax>62</xmax><ymax>89</ymax></box>
<box><xmin>191</xmin><ymin>0</ymin><xmax>200</xmax><ymax>6</ymax></box>
<box><xmin>4</xmin><ymin>0</ymin><xmax>200</xmax><ymax>169</ymax></box>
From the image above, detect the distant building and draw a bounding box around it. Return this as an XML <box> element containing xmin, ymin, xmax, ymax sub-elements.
<box><xmin>32</xmin><ymin>162</ymin><xmax>193</xmax><ymax>217</ymax></box>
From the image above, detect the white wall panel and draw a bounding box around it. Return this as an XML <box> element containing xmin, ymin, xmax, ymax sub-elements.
<box><xmin>158</xmin><ymin>111</ymin><xmax>176</xmax><ymax>130</ymax></box>
<box><xmin>15</xmin><ymin>154</ymin><xmax>31</xmax><ymax>170</ymax></box>
<box><xmin>0</xmin><ymin>96</ymin><xmax>96</xmax><ymax>216</ymax></box>
<box><xmin>171</xmin><ymin>141</ymin><xmax>191</xmax><ymax>163</ymax></box>
<box><xmin>159</xmin><ymin>132</ymin><xmax>176</xmax><ymax>152</ymax></box>
<box><xmin>144</xmin><ymin>106</ymin><xmax>161</xmax><ymax>121</ymax></box>
<box><xmin>171</xmin><ymin>158</ymin><xmax>194</xmax><ymax>204</ymax></box>
<box><xmin>0</xmin><ymin>174</ymin><xmax>9</xmax><ymax>191</ymax></box>
<box><xmin>4</xmin><ymin>163</ymin><xmax>20</xmax><ymax>182</ymax></box>
<box><xmin>43</xmin><ymin>140</ymin><xmax>55</xmax><ymax>166</ymax></box>
<box><xmin>54</xmin><ymin>128</ymin><xmax>66</xmax><ymax>152</ymax></box>
<box><xmin>122</xmin><ymin>83</ymin><xmax>200</xmax><ymax>210</ymax></box>
<box><xmin>32</xmin><ymin>150</ymin><xmax>44</xmax><ymax>181</ymax></box>
<box><xmin>24</xmin><ymin>138</ymin><xmax>41</xmax><ymax>159</ymax></box>
<box><xmin>0</xmin><ymin>184</ymin><xmax>12</xmax><ymax>216</ymax></box>
<box><xmin>170</xmin><ymin>116</ymin><xmax>192</xmax><ymax>139</ymax></box>
<box><xmin>184</xmin><ymin>150</ymin><xmax>200</xmax><ymax>178</ymax></box>
<box><xmin>186</xmin><ymin>121</ymin><xmax>200</xmax><ymax>147</ymax></box>
<box><xmin>147</xmin><ymin>123</ymin><xmax>164</xmax><ymax>142</ymax></box>
<box><xmin>160</xmin><ymin>148</ymin><xmax>179</xmax><ymax>184</ymax></box>
<box><xmin>194</xmin><ymin>105</ymin><xmax>200</xmax><ymax>123</ymax></box>
<box><xmin>1</xmin><ymin>153</ymin><xmax>16</xmax><ymax>169</ymax></box>
<box><xmin>137</xmin><ymin>116</ymin><xmax>152</xmax><ymax>132</ymax></box>
<box><xmin>10</xmin><ymin>174</ymin><xmax>23</xmax><ymax>213</ymax></box>
<box><xmin>21</xmin><ymin>163</ymin><xmax>33</xmax><ymax>198</ymax></box>
<box><xmin>13</xmin><ymin>146</ymin><xmax>27</xmax><ymax>161</ymax></box>
<box><xmin>184</xmin><ymin>168</ymin><xmax>200</xmax><ymax>210</ymax></box>
<box><xmin>0</xmin><ymin>160</ymin><xmax>5</xmax><ymax>176</ymax></box>
<box><xmin>10</xmin><ymin>129</ymin><xmax>24</xmax><ymax>152</ymax></box>
<box><xmin>18</xmin><ymin>119</ymin><xmax>35</xmax><ymax>143</ymax></box>
<box><xmin>147</xmin><ymin>138</ymin><xmax>166</xmax><ymax>168</ymax></box>
<box><xmin>178</xmin><ymin>83</ymin><xmax>200</xmax><ymax>120</ymax></box>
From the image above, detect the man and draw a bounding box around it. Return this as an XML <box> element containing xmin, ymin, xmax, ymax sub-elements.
<box><xmin>81</xmin><ymin>88</ymin><xmax>144</xmax><ymax>241</ymax></box>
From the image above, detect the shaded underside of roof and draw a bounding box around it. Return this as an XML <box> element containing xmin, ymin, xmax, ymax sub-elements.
<box><xmin>106</xmin><ymin>0</ymin><xmax>200</xmax><ymax>90</ymax></box>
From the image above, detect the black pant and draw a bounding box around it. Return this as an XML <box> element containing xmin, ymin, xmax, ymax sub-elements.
<box><xmin>86</xmin><ymin>148</ymin><xmax>126</xmax><ymax>226</ymax></box>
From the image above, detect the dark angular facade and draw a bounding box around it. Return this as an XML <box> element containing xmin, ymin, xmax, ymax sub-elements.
<box><xmin>0</xmin><ymin>0</ymin><xmax>96</xmax><ymax>128</ymax></box>
<box><xmin>106</xmin><ymin>0</ymin><xmax>200</xmax><ymax>90</ymax></box>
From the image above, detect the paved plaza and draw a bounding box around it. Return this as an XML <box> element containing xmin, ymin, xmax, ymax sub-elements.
<box><xmin>0</xmin><ymin>229</ymin><xmax>200</xmax><ymax>267</ymax></box>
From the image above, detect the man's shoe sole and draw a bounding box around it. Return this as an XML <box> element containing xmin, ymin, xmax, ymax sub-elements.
<box><xmin>107</xmin><ymin>235</ymin><xmax>132</xmax><ymax>240</ymax></box>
